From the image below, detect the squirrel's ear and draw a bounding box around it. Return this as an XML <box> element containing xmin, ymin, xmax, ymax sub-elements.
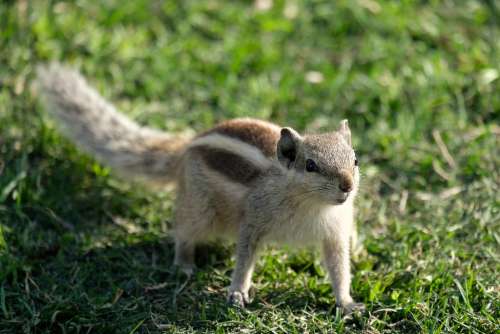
<box><xmin>277</xmin><ymin>127</ymin><xmax>302</xmax><ymax>168</ymax></box>
<box><xmin>338</xmin><ymin>119</ymin><xmax>351</xmax><ymax>146</ymax></box>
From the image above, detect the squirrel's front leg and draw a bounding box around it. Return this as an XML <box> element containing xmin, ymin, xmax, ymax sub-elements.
<box><xmin>322</xmin><ymin>236</ymin><xmax>365</xmax><ymax>314</ymax></box>
<box><xmin>228</xmin><ymin>227</ymin><xmax>259</xmax><ymax>308</ymax></box>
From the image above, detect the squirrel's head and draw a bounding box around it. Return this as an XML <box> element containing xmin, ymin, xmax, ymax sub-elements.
<box><xmin>277</xmin><ymin>119</ymin><xmax>359</xmax><ymax>205</ymax></box>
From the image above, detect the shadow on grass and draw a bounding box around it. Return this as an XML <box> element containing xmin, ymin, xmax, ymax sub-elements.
<box><xmin>3</xmin><ymin>227</ymin><xmax>238</xmax><ymax>332</ymax></box>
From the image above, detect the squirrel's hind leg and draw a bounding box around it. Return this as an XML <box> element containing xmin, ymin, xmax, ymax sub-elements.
<box><xmin>172</xmin><ymin>159</ymin><xmax>216</xmax><ymax>275</ymax></box>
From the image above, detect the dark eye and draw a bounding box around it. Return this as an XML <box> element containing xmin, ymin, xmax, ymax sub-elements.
<box><xmin>354</xmin><ymin>158</ymin><xmax>358</xmax><ymax>166</ymax></box>
<box><xmin>306</xmin><ymin>159</ymin><xmax>319</xmax><ymax>172</ymax></box>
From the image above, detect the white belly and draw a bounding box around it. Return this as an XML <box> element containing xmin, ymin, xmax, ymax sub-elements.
<box><xmin>267</xmin><ymin>201</ymin><xmax>353</xmax><ymax>247</ymax></box>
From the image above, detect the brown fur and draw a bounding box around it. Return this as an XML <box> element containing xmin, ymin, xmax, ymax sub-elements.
<box><xmin>201</xmin><ymin>118</ymin><xmax>281</xmax><ymax>157</ymax></box>
<box><xmin>193</xmin><ymin>146</ymin><xmax>264</xmax><ymax>185</ymax></box>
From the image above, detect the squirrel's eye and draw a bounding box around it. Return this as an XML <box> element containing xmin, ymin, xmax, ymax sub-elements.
<box><xmin>354</xmin><ymin>158</ymin><xmax>358</xmax><ymax>166</ymax></box>
<box><xmin>306</xmin><ymin>159</ymin><xmax>318</xmax><ymax>172</ymax></box>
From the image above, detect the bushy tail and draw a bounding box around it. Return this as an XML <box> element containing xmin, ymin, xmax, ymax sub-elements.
<box><xmin>36</xmin><ymin>63</ymin><xmax>191</xmax><ymax>183</ymax></box>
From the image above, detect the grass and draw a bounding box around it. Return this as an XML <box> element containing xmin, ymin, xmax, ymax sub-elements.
<box><xmin>0</xmin><ymin>0</ymin><xmax>499</xmax><ymax>333</ymax></box>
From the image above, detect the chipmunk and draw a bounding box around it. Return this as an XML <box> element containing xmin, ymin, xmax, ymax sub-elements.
<box><xmin>36</xmin><ymin>63</ymin><xmax>364</xmax><ymax>313</ymax></box>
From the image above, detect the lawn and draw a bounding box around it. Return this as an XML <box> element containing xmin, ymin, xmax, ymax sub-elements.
<box><xmin>0</xmin><ymin>0</ymin><xmax>499</xmax><ymax>333</ymax></box>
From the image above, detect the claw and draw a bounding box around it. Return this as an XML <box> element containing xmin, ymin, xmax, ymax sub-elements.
<box><xmin>339</xmin><ymin>302</ymin><xmax>365</xmax><ymax>315</ymax></box>
<box><xmin>228</xmin><ymin>290</ymin><xmax>249</xmax><ymax>308</ymax></box>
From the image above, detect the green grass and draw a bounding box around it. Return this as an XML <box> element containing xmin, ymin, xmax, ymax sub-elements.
<box><xmin>1</xmin><ymin>0</ymin><xmax>499</xmax><ymax>333</ymax></box>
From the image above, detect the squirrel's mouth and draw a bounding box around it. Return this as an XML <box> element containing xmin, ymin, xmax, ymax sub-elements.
<box><xmin>334</xmin><ymin>193</ymin><xmax>349</xmax><ymax>204</ymax></box>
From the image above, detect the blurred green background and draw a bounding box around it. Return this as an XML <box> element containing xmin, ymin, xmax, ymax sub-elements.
<box><xmin>0</xmin><ymin>0</ymin><xmax>498</xmax><ymax>333</ymax></box>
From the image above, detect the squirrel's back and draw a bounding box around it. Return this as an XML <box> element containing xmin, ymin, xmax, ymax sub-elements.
<box><xmin>189</xmin><ymin>119</ymin><xmax>281</xmax><ymax>185</ymax></box>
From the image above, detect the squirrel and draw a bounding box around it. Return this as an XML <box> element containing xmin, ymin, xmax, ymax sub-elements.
<box><xmin>36</xmin><ymin>63</ymin><xmax>364</xmax><ymax>314</ymax></box>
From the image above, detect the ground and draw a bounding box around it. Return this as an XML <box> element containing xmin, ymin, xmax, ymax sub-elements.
<box><xmin>0</xmin><ymin>1</ymin><xmax>499</xmax><ymax>333</ymax></box>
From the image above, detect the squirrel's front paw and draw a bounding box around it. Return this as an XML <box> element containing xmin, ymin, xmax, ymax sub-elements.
<box><xmin>227</xmin><ymin>290</ymin><xmax>249</xmax><ymax>308</ymax></box>
<box><xmin>339</xmin><ymin>301</ymin><xmax>365</xmax><ymax>315</ymax></box>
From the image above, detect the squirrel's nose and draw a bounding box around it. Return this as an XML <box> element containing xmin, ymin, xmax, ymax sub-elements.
<box><xmin>338</xmin><ymin>170</ymin><xmax>353</xmax><ymax>193</ymax></box>
<box><xmin>339</xmin><ymin>182</ymin><xmax>353</xmax><ymax>193</ymax></box>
